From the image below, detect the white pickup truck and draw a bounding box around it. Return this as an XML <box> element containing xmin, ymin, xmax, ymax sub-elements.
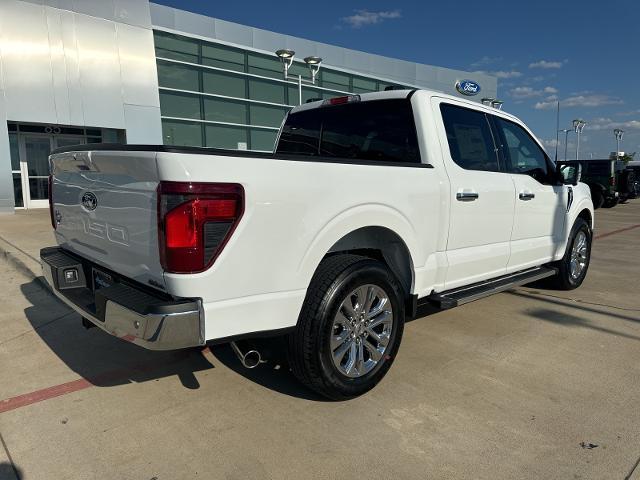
<box><xmin>41</xmin><ymin>89</ymin><xmax>593</xmax><ymax>399</ymax></box>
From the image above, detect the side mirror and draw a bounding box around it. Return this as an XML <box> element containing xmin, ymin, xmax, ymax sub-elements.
<box><xmin>556</xmin><ymin>161</ymin><xmax>582</xmax><ymax>186</ymax></box>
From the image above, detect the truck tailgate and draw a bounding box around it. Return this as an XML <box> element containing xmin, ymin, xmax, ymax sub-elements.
<box><xmin>50</xmin><ymin>150</ymin><xmax>166</xmax><ymax>292</ymax></box>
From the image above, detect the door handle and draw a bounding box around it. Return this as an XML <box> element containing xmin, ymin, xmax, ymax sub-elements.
<box><xmin>519</xmin><ymin>192</ymin><xmax>535</xmax><ymax>201</ymax></box>
<box><xmin>456</xmin><ymin>191</ymin><xmax>479</xmax><ymax>202</ymax></box>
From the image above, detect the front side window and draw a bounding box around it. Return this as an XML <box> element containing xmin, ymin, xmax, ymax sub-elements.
<box><xmin>496</xmin><ymin>118</ymin><xmax>551</xmax><ymax>182</ymax></box>
<box><xmin>440</xmin><ymin>104</ymin><xmax>499</xmax><ymax>172</ymax></box>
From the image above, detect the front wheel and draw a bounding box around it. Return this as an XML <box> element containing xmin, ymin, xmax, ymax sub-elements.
<box><xmin>287</xmin><ymin>254</ymin><xmax>405</xmax><ymax>400</ymax></box>
<box><xmin>548</xmin><ymin>218</ymin><xmax>592</xmax><ymax>290</ymax></box>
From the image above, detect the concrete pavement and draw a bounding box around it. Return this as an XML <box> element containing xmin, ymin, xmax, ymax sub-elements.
<box><xmin>0</xmin><ymin>205</ymin><xmax>639</xmax><ymax>479</ymax></box>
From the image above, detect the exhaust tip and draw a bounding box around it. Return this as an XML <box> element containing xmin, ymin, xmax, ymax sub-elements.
<box><xmin>242</xmin><ymin>350</ymin><xmax>262</xmax><ymax>369</ymax></box>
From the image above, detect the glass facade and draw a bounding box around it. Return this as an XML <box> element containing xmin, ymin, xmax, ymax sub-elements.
<box><xmin>154</xmin><ymin>31</ymin><xmax>410</xmax><ymax>151</ymax></box>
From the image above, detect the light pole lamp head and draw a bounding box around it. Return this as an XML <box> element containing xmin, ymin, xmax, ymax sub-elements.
<box><xmin>614</xmin><ymin>128</ymin><xmax>624</xmax><ymax>140</ymax></box>
<box><xmin>304</xmin><ymin>56</ymin><xmax>322</xmax><ymax>84</ymax></box>
<box><xmin>572</xmin><ymin>118</ymin><xmax>586</xmax><ymax>133</ymax></box>
<box><xmin>275</xmin><ymin>49</ymin><xmax>295</xmax><ymax>78</ymax></box>
<box><xmin>481</xmin><ymin>97</ymin><xmax>495</xmax><ymax>106</ymax></box>
<box><xmin>491</xmin><ymin>99</ymin><xmax>503</xmax><ymax>110</ymax></box>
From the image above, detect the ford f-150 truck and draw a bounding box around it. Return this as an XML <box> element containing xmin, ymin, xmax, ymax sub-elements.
<box><xmin>41</xmin><ymin>89</ymin><xmax>593</xmax><ymax>399</ymax></box>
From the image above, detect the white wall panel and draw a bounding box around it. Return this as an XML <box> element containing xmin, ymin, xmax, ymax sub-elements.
<box><xmin>123</xmin><ymin>104</ymin><xmax>162</xmax><ymax>144</ymax></box>
<box><xmin>60</xmin><ymin>8</ymin><xmax>85</xmax><ymax>126</ymax></box>
<box><xmin>45</xmin><ymin>6</ymin><xmax>71</xmax><ymax>125</ymax></box>
<box><xmin>114</xmin><ymin>0</ymin><xmax>152</xmax><ymax>29</ymax></box>
<box><xmin>0</xmin><ymin>1</ymin><xmax>57</xmax><ymax>122</ymax></box>
<box><xmin>117</xmin><ymin>23</ymin><xmax>160</xmax><ymax>107</ymax></box>
<box><xmin>75</xmin><ymin>15</ymin><xmax>125</xmax><ymax>127</ymax></box>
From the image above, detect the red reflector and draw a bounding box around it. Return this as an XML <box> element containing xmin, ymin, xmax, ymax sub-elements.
<box><xmin>610</xmin><ymin>176</ymin><xmax>616</xmax><ymax>186</ymax></box>
<box><xmin>158</xmin><ymin>182</ymin><xmax>244</xmax><ymax>274</ymax></box>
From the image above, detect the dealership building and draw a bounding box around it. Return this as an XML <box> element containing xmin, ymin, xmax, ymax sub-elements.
<box><xmin>0</xmin><ymin>0</ymin><xmax>497</xmax><ymax>212</ymax></box>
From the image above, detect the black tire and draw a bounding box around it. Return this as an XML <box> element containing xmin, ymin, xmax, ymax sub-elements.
<box><xmin>287</xmin><ymin>254</ymin><xmax>405</xmax><ymax>400</ymax></box>
<box><xmin>603</xmin><ymin>197</ymin><xmax>618</xmax><ymax>208</ymax></box>
<box><xmin>548</xmin><ymin>218</ymin><xmax>592</xmax><ymax>290</ymax></box>
<box><xmin>591</xmin><ymin>189</ymin><xmax>604</xmax><ymax>209</ymax></box>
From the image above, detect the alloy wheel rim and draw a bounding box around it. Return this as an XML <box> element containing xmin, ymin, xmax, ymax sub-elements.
<box><xmin>330</xmin><ymin>284</ymin><xmax>394</xmax><ymax>378</ymax></box>
<box><xmin>569</xmin><ymin>231</ymin><xmax>588</xmax><ymax>280</ymax></box>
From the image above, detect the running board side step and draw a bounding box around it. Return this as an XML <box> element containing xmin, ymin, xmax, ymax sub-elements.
<box><xmin>425</xmin><ymin>266</ymin><xmax>557</xmax><ymax>310</ymax></box>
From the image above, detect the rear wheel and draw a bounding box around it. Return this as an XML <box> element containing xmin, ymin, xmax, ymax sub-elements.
<box><xmin>591</xmin><ymin>189</ymin><xmax>604</xmax><ymax>209</ymax></box>
<box><xmin>287</xmin><ymin>254</ymin><xmax>405</xmax><ymax>400</ymax></box>
<box><xmin>548</xmin><ymin>218</ymin><xmax>592</xmax><ymax>290</ymax></box>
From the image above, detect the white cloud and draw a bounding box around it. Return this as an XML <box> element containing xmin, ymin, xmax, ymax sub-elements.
<box><xmin>474</xmin><ymin>70</ymin><xmax>522</xmax><ymax>79</ymax></box>
<box><xmin>587</xmin><ymin>119</ymin><xmax>640</xmax><ymax>131</ymax></box>
<box><xmin>509</xmin><ymin>85</ymin><xmax>559</xmax><ymax>100</ymax></box>
<box><xmin>535</xmin><ymin>94</ymin><xmax>623</xmax><ymax>110</ymax></box>
<box><xmin>341</xmin><ymin>10</ymin><xmax>401</xmax><ymax>28</ymax></box>
<box><xmin>470</xmin><ymin>56</ymin><xmax>503</xmax><ymax>68</ymax></box>
<box><xmin>529</xmin><ymin>60</ymin><xmax>565</xmax><ymax>69</ymax></box>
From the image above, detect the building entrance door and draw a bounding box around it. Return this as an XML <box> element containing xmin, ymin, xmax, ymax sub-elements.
<box><xmin>13</xmin><ymin>133</ymin><xmax>87</xmax><ymax>209</ymax></box>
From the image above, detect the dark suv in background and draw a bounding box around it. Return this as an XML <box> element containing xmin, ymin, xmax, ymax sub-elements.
<box><xmin>579</xmin><ymin>159</ymin><xmax>619</xmax><ymax>208</ymax></box>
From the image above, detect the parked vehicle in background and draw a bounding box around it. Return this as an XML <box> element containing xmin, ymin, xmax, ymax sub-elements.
<box><xmin>621</xmin><ymin>160</ymin><xmax>640</xmax><ymax>201</ymax></box>
<box><xmin>579</xmin><ymin>159</ymin><xmax>618</xmax><ymax>209</ymax></box>
<box><xmin>41</xmin><ymin>89</ymin><xmax>594</xmax><ymax>399</ymax></box>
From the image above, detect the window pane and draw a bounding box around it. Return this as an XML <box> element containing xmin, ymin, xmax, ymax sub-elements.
<box><xmin>203</xmin><ymin>70</ymin><xmax>246</xmax><ymax>98</ymax></box>
<box><xmin>160</xmin><ymin>91</ymin><xmax>201</xmax><ymax>119</ymax></box>
<box><xmin>352</xmin><ymin>76</ymin><xmax>377</xmax><ymax>93</ymax></box>
<box><xmin>248</xmin><ymin>53</ymin><xmax>282</xmax><ymax>79</ymax></box>
<box><xmin>320</xmin><ymin>99</ymin><xmax>420</xmax><ymax>163</ymax></box>
<box><xmin>202</xmin><ymin>43</ymin><xmax>245</xmax><ymax>72</ymax></box>
<box><xmin>249</xmin><ymin>78</ymin><xmax>285</xmax><ymax>103</ymax></box>
<box><xmin>204</xmin><ymin>97</ymin><xmax>247</xmax><ymax>124</ymax></box>
<box><xmin>321</xmin><ymin>70</ymin><xmax>349</xmax><ymax>91</ymax></box>
<box><xmin>287</xmin><ymin>86</ymin><xmax>322</xmax><ymax>105</ymax></box>
<box><xmin>288</xmin><ymin>62</ymin><xmax>308</xmax><ymax>78</ymax></box>
<box><xmin>276</xmin><ymin>109</ymin><xmax>320</xmax><ymax>156</ymax></box>
<box><xmin>9</xmin><ymin>133</ymin><xmax>19</xmax><ymax>170</ymax></box>
<box><xmin>440</xmin><ymin>104</ymin><xmax>499</xmax><ymax>172</ymax></box>
<box><xmin>157</xmin><ymin>62</ymin><xmax>199</xmax><ymax>91</ymax></box>
<box><xmin>205</xmin><ymin>124</ymin><xmax>248</xmax><ymax>150</ymax></box>
<box><xmin>154</xmin><ymin>32</ymin><xmax>199</xmax><ymax>63</ymax></box>
<box><xmin>250</xmin><ymin>104</ymin><xmax>288</xmax><ymax>127</ymax></box>
<box><xmin>162</xmin><ymin>120</ymin><xmax>203</xmax><ymax>146</ymax></box>
<box><xmin>497</xmin><ymin>118</ymin><xmax>549</xmax><ymax>178</ymax></box>
<box><xmin>250</xmin><ymin>129</ymin><xmax>277</xmax><ymax>151</ymax></box>
<box><xmin>29</xmin><ymin>178</ymin><xmax>48</xmax><ymax>200</ymax></box>
<box><xmin>12</xmin><ymin>173</ymin><xmax>23</xmax><ymax>207</ymax></box>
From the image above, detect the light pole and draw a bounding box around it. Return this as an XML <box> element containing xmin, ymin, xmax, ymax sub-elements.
<box><xmin>276</xmin><ymin>49</ymin><xmax>323</xmax><ymax>105</ymax></box>
<box><xmin>559</xmin><ymin>128</ymin><xmax>571</xmax><ymax>161</ymax></box>
<box><xmin>614</xmin><ymin>128</ymin><xmax>624</xmax><ymax>159</ymax></box>
<box><xmin>572</xmin><ymin>119</ymin><xmax>586</xmax><ymax>160</ymax></box>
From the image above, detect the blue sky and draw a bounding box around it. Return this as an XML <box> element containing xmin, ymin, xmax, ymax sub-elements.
<box><xmin>155</xmin><ymin>0</ymin><xmax>639</xmax><ymax>159</ymax></box>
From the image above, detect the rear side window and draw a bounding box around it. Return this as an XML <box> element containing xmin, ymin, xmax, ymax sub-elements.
<box><xmin>276</xmin><ymin>99</ymin><xmax>420</xmax><ymax>164</ymax></box>
<box><xmin>440</xmin><ymin>104</ymin><xmax>499</xmax><ymax>172</ymax></box>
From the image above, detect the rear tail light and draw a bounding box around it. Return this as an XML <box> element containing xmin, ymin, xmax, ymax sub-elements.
<box><xmin>48</xmin><ymin>175</ymin><xmax>56</xmax><ymax>230</ymax></box>
<box><xmin>158</xmin><ymin>182</ymin><xmax>244</xmax><ymax>273</ymax></box>
<box><xmin>610</xmin><ymin>176</ymin><xmax>616</xmax><ymax>187</ymax></box>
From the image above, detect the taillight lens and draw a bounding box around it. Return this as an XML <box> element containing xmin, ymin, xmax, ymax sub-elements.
<box><xmin>48</xmin><ymin>175</ymin><xmax>56</xmax><ymax>230</ymax></box>
<box><xmin>158</xmin><ymin>182</ymin><xmax>244</xmax><ymax>273</ymax></box>
<box><xmin>610</xmin><ymin>176</ymin><xmax>616</xmax><ymax>187</ymax></box>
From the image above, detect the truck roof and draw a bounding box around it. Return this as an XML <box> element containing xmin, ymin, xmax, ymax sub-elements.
<box><xmin>290</xmin><ymin>88</ymin><xmax>522</xmax><ymax>124</ymax></box>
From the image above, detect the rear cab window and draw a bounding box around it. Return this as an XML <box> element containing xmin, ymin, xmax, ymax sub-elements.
<box><xmin>276</xmin><ymin>98</ymin><xmax>421</xmax><ymax>164</ymax></box>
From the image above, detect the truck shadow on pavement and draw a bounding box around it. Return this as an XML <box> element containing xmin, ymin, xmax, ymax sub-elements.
<box><xmin>0</xmin><ymin>462</ymin><xmax>22</xmax><ymax>480</ymax></box>
<box><xmin>20</xmin><ymin>278</ymin><xmax>214</xmax><ymax>390</ymax></box>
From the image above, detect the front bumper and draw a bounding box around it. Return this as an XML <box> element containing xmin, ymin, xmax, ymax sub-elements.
<box><xmin>40</xmin><ymin>247</ymin><xmax>204</xmax><ymax>350</ymax></box>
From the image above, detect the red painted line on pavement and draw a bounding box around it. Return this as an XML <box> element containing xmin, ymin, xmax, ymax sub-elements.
<box><xmin>594</xmin><ymin>223</ymin><xmax>640</xmax><ymax>240</ymax></box>
<box><xmin>0</xmin><ymin>347</ymin><xmax>211</xmax><ymax>415</ymax></box>
<box><xmin>0</xmin><ymin>378</ymin><xmax>92</xmax><ymax>414</ymax></box>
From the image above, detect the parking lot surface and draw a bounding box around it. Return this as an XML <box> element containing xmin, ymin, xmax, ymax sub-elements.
<box><xmin>1</xmin><ymin>204</ymin><xmax>639</xmax><ymax>480</ymax></box>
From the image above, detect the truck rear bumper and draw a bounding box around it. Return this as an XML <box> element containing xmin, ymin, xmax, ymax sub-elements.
<box><xmin>40</xmin><ymin>247</ymin><xmax>204</xmax><ymax>351</ymax></box>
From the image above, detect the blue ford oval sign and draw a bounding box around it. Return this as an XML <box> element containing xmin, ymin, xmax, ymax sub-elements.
<box><xmin>456</xmin><ymin>80</ymin><xmax>481</xmax><ymax>96</ymax></box>
<box><xmin>81</xmin><ymin>191</ymin><xmax>98</xmax><ymax>211</ymax></box>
